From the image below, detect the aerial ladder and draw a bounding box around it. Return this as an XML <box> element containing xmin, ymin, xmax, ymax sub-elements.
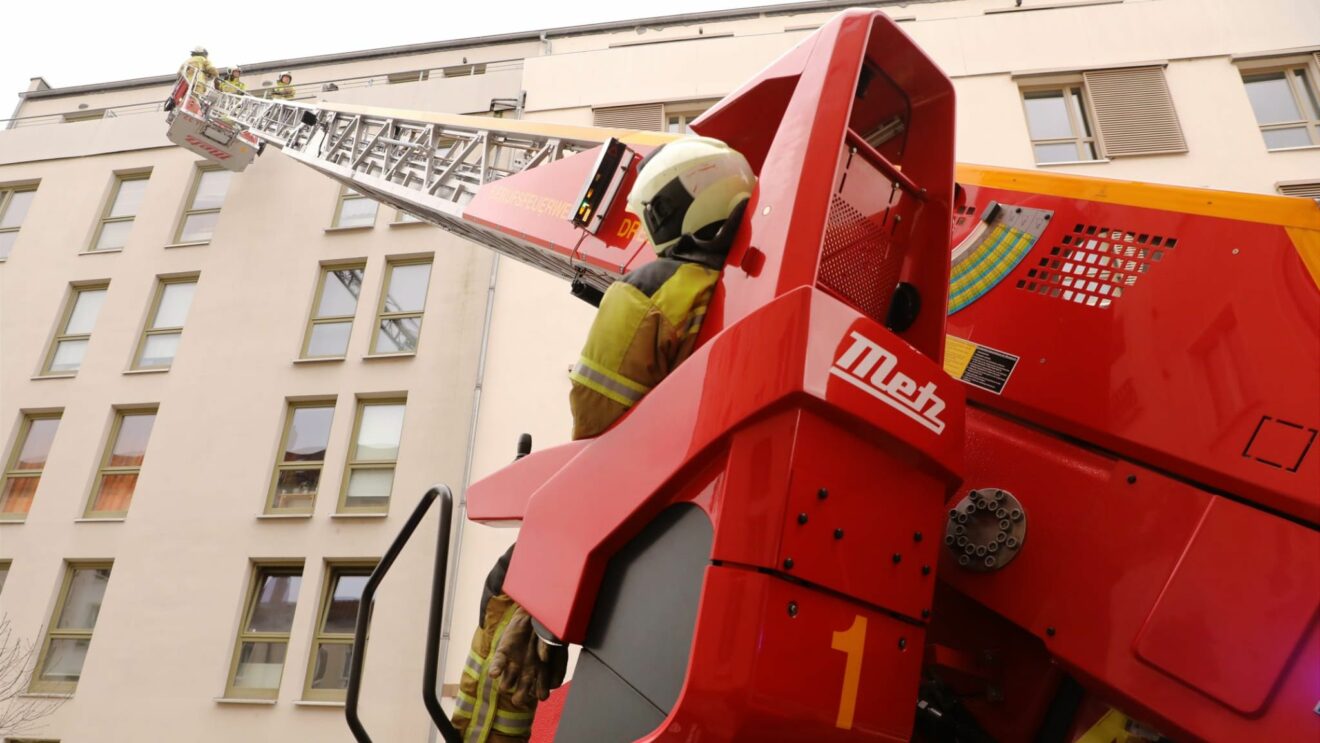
<box><xmin>169</xmin><ymin>9</ymin><xmax>1320</xmax><ymax>743</ymax></box>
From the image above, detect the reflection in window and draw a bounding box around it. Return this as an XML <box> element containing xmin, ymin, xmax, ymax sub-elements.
<box><xmin>302</xmin><ymin>264</ymin><xmax>365</xmax><ymax>358</ymax></box>
<box><xmin>91</xmin><ymin>174</ymin><xmax>149</xmax><ymax>251</ymax></box>
<box><xmin>1022</xmin><ymin>87</ymin><xmax>1099</xmax><ymax>164</ymax></box>
<box><xmin>332</xmin><ymin>187</ymin><xmax>378</xmax><ymax>229</ymax></box>
<box><xmin>339</xmin><ymin>400</ymin><xmax>406</xmax><ymax>513</ymax></box>
<box><xmin>226</xmin><ymin>565</ymin><xmax>303</xmax><ymax>699</ymax></box>
<box><xmin>0</xmin><ymin>186</ymin><xmax>36</xmax><ymax>260</ymax></box>
<box><xmin>33</xmin><ymin>563</ymin><xmax>113</xmax><ymax>693</ymax></box>
<box><xmin>1242</xmin><ymin>67</ymin><xmax>1320</xmax><ymax>150</ymax></box>
<box><xmin>372</xmin><ymin>260</ymin><xmax>432</xmax><ymax>355</ymax></box>
<box><xmin>267</xmin><ymin>401</ymin><xmax>336</xmax><ymax>513</ymax></box>
<box><xmin>0</xmin><ymin>413</ymin><xmax>61</xmax><ymax>519</ymax></box>
<box><xmin>86</xmin><ymin>409</ymin><xmax>157</xmax><ymax>517</ymax></box>
<box><xmin>43</xmin><ymin>284</ymin><xmax>109</xmax><ymax>376</ymax></box>
<box><xmin>304</xmin><ymin>564</ymin><xmax>373</xmax><ymax>699</ymax></box>
<box><xmin>133</xmin><ymin>276</ymin><xmax>198</xmax><ymax>369</ymax></box>
<box><xmin>175</xmin><ymin>168</ymin><xmax>233</xmax><ymax>243</ymax></box>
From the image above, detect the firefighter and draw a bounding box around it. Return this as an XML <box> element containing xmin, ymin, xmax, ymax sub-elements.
<box><xmin>271</xmin><ymin>71</ymin><xmax>296</xmax><ymax>100</ymax></box>
<box><xmin>218</xmin><ymin>67</ymin><xmax>247</xmax><ymax>95</ymax></box>
<box><xmin>451</xmin><ymin>136</ymin><xmax>756</xmax><ymax>742</ymax></box>
<box><xmin>178</xmin><ymin>46</ymin><xmax>216</xmax><ymax>89</ymax></box>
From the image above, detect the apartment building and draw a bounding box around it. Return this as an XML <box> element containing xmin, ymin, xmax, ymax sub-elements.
<box><xmin>0</xmin><ymin>1</ymin><xmax>1316</xmax><ymax>740</ymax></box>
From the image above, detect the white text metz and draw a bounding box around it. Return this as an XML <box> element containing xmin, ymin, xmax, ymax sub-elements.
<box><xmin>830</xmin><ymin>331</ymin><xmax>946</xmax><ymax>434</ymax></box>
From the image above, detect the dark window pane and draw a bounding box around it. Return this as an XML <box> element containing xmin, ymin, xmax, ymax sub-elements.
<box><xmin>1024</xmin><ymin>90</ymin><xmax>1073</xmax><ymax>140</ymax></box>
<box><xmin>40</xmin><ymin>637</ymin><xmax>90</xmax><ymax>682</ymax></box>
<box><xmin>247</xmin><ymin>572</ymin><xmax>301</xmax><ymax>632</ymax></box>
<box><xmin>323</xmin><ymin>573</ymin><xmax>369</xmax><ymax>633</ymax></box>
<box><xmin>271</xmin><ymin>470</ymin><xmax>320</xmax><ymax>510</ymax></box>
<box><xmin>1244</xmin><ymin>72</ymin><xmax>1303</xmax><ymax>124</ymax></box>
<box><xmin>284</xmin><ymin>407</ymin><xmax>334</xmax><ymax>462</ymax></box>
<box><xmin>1262</xmin><ymin>126</ymin><xmax>1312</xmax><ymax>150</ymax></box>
<box><xmin>233</xmin><ymin>641</ymin><xmax>287</xmax><ymax>690</ymax></box>
<box><xmin>310</xmin><ymin>642</ymin><xmax>353</xmax><ymax>690</ymax></box>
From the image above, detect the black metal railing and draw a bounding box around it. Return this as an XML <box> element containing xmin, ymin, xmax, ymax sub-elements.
<box><xmin>346</xmin><ymin>485</ymin><xmax>462</xmax><ymax>743</ymax></box>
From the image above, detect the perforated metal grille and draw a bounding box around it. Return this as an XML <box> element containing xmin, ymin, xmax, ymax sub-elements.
<box><xmin>818</xmin><ymin>194</ymin><xmax>902</xmax><ymax>325</ymax></box>
<box><xmin>1017</xmin><ymin>223</ymin><xmax>1177</xmax><ymax>309</ymax></box>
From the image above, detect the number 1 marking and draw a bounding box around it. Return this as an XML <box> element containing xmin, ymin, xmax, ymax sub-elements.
<box><xmin>830</xmin><ymin>614</ymin><xmax>867</xmax><ymax>729</ymax></box>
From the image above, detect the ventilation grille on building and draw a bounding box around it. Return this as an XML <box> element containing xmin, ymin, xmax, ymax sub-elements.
<box><xmin>1083</xmin><ymin>67</ymin><xmax>1188</xmax><ymax>157</ymax></box>
<box><xmin>1016</xmin><ymin>224</ymin><xmax>1178</xmax><ymax>308</ymax></box>
<box><xmin>818</xmin><ymin>194</ymin><xmax>902</xmax><ymax>325</ymax></box>
<box><xmin>1277</xmin><ymin>181</ymin><xmax>1320</xmax><ymax>199</ymax></box>
<box><xmin>593</xmin><ymin>103</ymin><xmax>664</xmax><ymax>131</ymax></box>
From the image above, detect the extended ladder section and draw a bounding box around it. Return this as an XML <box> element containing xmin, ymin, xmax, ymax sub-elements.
<box><xmin>167</xmin><ymin>73</ymin><xmax>665</xmax><ymax>290</ymax></box>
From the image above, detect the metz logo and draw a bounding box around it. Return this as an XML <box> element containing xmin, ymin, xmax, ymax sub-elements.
<box><xmin>830</xmin><ymin>331</ymin><xmax>946</xmax><ymax>435</ymax></box>
<box><xmin>184</xmin><ymin>134</ymin><xmax>231</xmax><ymax>160</ymax></box>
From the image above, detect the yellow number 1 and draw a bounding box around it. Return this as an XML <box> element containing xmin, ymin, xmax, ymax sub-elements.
<box><xmin>830</xmin><ymin>614</ymin><xmax>868</xmax><ymax>729</ymax></box>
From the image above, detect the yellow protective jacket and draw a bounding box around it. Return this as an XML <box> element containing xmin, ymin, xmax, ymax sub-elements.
<box><xmin>271</xmin><ymin>82</ymin><xmax>296</xmax><ymax>100</ymax></box>
<box><xmin>568</xmin><ymin>254</ymin><xmax>723</xmax><ymax>440</ymax></box>
<box><xmin>218</xmin><ymin>77</ymin><xmax>247</xmax><ymax>95</ymax></box>
<box><xmin>178</xmin><ymin>55</ymin><xmax>216</xmax><ymax>84</ymax></box>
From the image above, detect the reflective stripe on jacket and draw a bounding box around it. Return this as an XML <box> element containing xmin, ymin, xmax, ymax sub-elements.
<box><xmin>451</xmin><ymin>595</ymin><xmax>536</xmax><ymax>742</ymax></box>
<box><xmin>568</xmin><ymin>258</ymin><xmax>720</xmax><ymax>440</ymax></box>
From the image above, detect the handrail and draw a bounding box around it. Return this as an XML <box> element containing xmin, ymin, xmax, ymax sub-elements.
<box><xmin>844</xmin><ymin>127</ymin><xmax>925</xmax><ymax>199</ymax></box>
<box><xmin>346</xmin><ymin>485</ymin><xmax>462</xmax><ymax>743</ymax></box>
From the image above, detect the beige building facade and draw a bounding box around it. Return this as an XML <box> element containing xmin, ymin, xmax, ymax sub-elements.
<box><xmin>0</xmin><ymin>1</ymin><xmax>1317</xmax><ymax>740</ymax></box>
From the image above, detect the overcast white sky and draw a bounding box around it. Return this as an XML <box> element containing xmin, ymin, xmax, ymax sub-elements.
<box><xmin>2</xmin><ymin>0</ymin><xmax>771</xmax><ymax>116</ymax></box>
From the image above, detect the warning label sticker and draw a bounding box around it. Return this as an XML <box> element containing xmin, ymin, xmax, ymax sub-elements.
<box><xmin>944</xmin><ymin>336</ymin><xmax>1019</xmax><ymax>395</ymax></box>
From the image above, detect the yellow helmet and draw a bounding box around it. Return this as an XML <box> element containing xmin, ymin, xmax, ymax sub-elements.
<box><xmin>625</xmin><ymin>136</ymin><xmax>756</xmax><ymax>256</ymax></box>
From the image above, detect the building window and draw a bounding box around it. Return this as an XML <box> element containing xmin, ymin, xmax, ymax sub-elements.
<box><xmin>1022</xmin><ymin>86</ymin><xmax>1099</xmax><ymax>164</ymax></box>
<box><xmin>331</xmin><ymin>186</ymin><xmax>378</xmax><ymax>229</ymax></box>
<box><xmin>90</xmin><ymin>173</ymin><xmax>149</xmax><ymax>251</ymax></box>
<box><xmin>371</xmin><ymin>259</ymin><xmax>432</xmax><ymax>355</ymax></box>
<box><xmin>1</xmin><ymin>413</ymin><xmax>61</xmax><ymax>520</ymax></box>
<box><xmin>31</xmin><ymin>562</ymin><xmax>112</xmax><ymax>693</ymax></box>
<box><xmin>664</xmin><ymin>103</ymin><xmax>713</xmax><ymax>134</ymax></box>
<box><xmin>1242</xmin><ymin>66</ymin><xmax>1320</xmax><ymax>150</ymax></box>
<box><xmin>267</xmin><ymin>401</ymin><xmax>336</xmax><ymax>514</ymax></box>
<box><xmin>0</xmin><ymin>561</ymin><xmax>10</xmax><ymax>595</ymax></box>
<box><xmin>339</xmin><ymin>399</ymin><xmax>406</xmax><ymax>513</ymax></box>
<box><xmin>0</xmin><ymin>185</ymin><xmax>37</xmax><ymax>261</ymax></box>
<box><xmin>226</xmin><ymin>563</ymin><xmax>303</xmax><ymax>699</ymax></box>
<box><xmin>1277</xmin><ymin>180</ymin><xmax>1320</xmax><ymax>199</ymax></box>
<box><xmin>132</xmin><ymin>275</ymin><xmax>198</xmax><ymax>370</ymax></box>
<box><xmin>303</xmin><ymin>563</ymin><xmax>373</xmax><ymax>700</ymax></box>
<box><xmin>85</xmin><ymin>408</ymin><xmax>157</xmax><ymax>518</ymax></box>
<box><xmin>393</xmin><ymin>209</ymin><xmax>423</xmax><ymax>224</ymax></box>
<box><xmin>593</xmin><ymin>101</ymin><xmax>715</xmax><ymax>133</ymax></box>
<box><xmin>42</xmin><ymin>283</ymin><xmax>109</xmax><ymax>376</ymax></box>
<box><xmin>302</xmin><ymin>263</ymin><xmax>365</xmax><ymax>359</ymax></box>
<box><xmin>175</xmin><ymin>167</ymin><xmax>233</xmax><ymax>243</ymax></box>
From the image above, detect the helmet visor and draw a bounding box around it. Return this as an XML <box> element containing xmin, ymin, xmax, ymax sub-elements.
<box><xmin>641</xmin><ymin>178</ymin><xmax>693</xmax><ymax>249</ymax></box>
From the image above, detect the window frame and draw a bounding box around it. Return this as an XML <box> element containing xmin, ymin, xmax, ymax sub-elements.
<box><xmin>369</xmin><ymin>258</ymin><xmax>432</xmax><ymax>357</ymax></box>
<box><xmin>0</xmin><ymin>183</ymin><xmax>38</xmax><ymax>261</ymax></box>
<box><xmin>662</xmin><ymin>101</ymin><xmax>716</xmax><ymax>135</ymax></box>
<box><xmin>173</xmin><ymin>165</ymin><xmax>230</xmax><ymax>245</ymax></box>
<box><xmin>0</xmin><ymin>411</ymin><xmax>62</xmax><ymax>521</ymax></box>
<box><xmin>330</xmin><ymin>185</ymin><xmax>378</xmax><ymax>230</ymax></box>
<box><xmin>40</xmin><ymin>282</ymin><xmax>109</xmax><ymax>377</ymax></box>
<box><xmin>337</xmin><ymin>398</ymin><xmax>407</xmax><ymax>515</ymax></box>
<box><xmin>224</xmin><ymin>562</ymin><xmax>304</xmax><ymax>700</ymax></box>
<box><xmin>88</xmin><ymin>171</ymin><xmax>150</xmax><ymax>252</ymax></box>
<box><xmin>302</xmin><ymin>561</ymin><xmax>375</xmax><ymax>701</ymax></box>
<box><xmin>131</xmin><ymin>274</ymin><xmax>199</xmax><ymax>371</ymax></box>
<box><xmin>30</xmin><ymin>560</ymin><xmax>113</xmax><ymax>694</ymax></box>
<box><xmin>1019</xmin><ymin>81</ymin><xmax>1103</xmax><ymax>164</ymax></box>
<box><xmin>83</xmin><ymin>406</ymin><xmax>157</xmax><ymax>519</ymax></box>
<box><xmin>300</xmin><ymin>262</ymin><xmax>366</xmax><ymax>360</ymax></box>
<box><xmin>265</xmin><ymin>399</ymin><xmax>337</xmax><ymax>515</ymax></box>
<box><xmin>0</xmin><ymin>559</ymin><xmax>11</xmax><ymax>596</ymax></box>
<box><xmin>1238</xmin><ymin>60</ymin><xmax>1320</xmax><ymax>150</ymax></box>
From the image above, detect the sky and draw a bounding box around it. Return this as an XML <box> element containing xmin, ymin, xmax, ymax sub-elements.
<box><xmin>1</xmin><ymin>0</ymin><xmax>773</xmax><ymax>117</ymax></box>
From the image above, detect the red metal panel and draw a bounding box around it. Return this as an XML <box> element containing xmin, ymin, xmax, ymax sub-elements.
<box><xmin>947</xmin><ymin>406</ymin><xmax>1320</xmax><ymax>742</ymax></box>
<box><xmin>946</xmin><ymin>180</ymin><xmax>1320</xmax><ymax>525</ymax></box>
<box><xmin>646</xmin><ymin>566</ymin><xmax>921</xmax><ymax>743</ymax></box>
<box><xmin>466</xmin><ymin>440</ymin><xmax>590</xmax><ymax>522</ymax></box>
<box><xmin>1133</xmin><ymin>497</ymin><xmax>1320</xmax><ymax>715</ymax></box>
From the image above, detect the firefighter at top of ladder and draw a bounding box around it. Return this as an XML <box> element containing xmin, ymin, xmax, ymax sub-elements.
<box><xmin>178</xmin><ymin>46</ymin><xmax>216</xmax><ymax>93</ymax></box>
<box><xmin>272</xmin><ymin>71</ymin><xmax>296</xmax><ymax>100</ymax></box>
<box><xmin>450</xmin><ymin>137</ymin><xmax>757</xmax><ymax>743</ymax></box>
<box><xmin>217</xmin><ymin>67</ymin><xmax>247</xmax><ymax>95</ymax></box>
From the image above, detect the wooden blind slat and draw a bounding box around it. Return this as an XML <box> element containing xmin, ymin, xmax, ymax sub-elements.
<box><xmin>1083</xmin><ymin>67</ymin><xmax>1188</xmax><ymax>157</ymax></box>
<box><xmin>592</xmin><ymin>103</ymin><xmax>664</xmax><ymax>132</ymax></box>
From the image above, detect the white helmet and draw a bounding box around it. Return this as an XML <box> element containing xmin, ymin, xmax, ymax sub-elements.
<box><xmin>192</xmin><ymin>46</ymin><xmax>208</xmax><ymax>57</ymax></box>
<box><xmin>625</xmin><ymin>136</ymin><xmax>756</xmax><ymax>256</ymax></box>
<box><xmin>278</xmin><ymin>71</ymin><xmax>293</xmax><ymax>82</ymax></box>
